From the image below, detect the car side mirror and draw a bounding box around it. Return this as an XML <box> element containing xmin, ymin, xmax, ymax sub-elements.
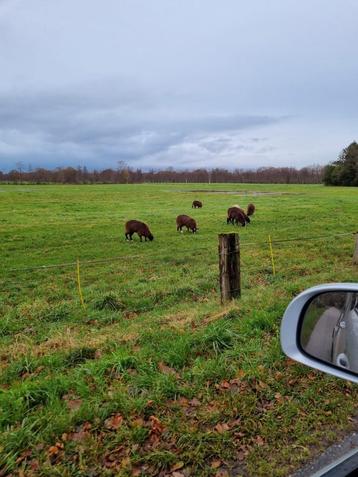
<box><xmin>280</xmin><ymin>283</ymin><xmax>358</xmax><ymax>383</ymax></box>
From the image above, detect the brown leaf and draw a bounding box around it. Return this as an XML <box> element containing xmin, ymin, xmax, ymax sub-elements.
<box><xmin>104</xmin><ymin>414</ymin><xmax>123</xmax><ymax>430</ymax></box>
<box><xmin>178</xmin><ymin>397</ymin><xmax>189</xmax><ymax>407</ymax></box>
<box><xmin>149</xmin><ymin>415</ymin><xmax>164</xmax><ymax>435</ymax></box>
<box><xmin>132</xmin><ymin>417</ymin><xmax>145</xmax><ymax>427</ymax></box>
<box><xmin>229</xmin><ymin>418</ymin><xmax>241</xmax><ymax>428</ymax></box>
<box><xmin>211</xmin><ymin>459</ymin><xmax>222</xmax><ymax>468</ymax></box>
<box><xmin>67</xmin><ymin>399</ymin><xmax>82</xmax><ymax>410</ymax></box>
<box><xmin>70</xmin><ymin>430</ymin><xmax>90</xmax><ymax>441</ymax></box>
<box><xmin>171</xmin><ymin>461</ymin><xmax>184</xmax><ymax>471</ymax></box>
<box><xmin>274</xmin><ymin>392</ymin><xmax>284</xmax><ymax>403</ymax></box>
<box><xmin>62</xmin><ymin>394</ymin><xmax>82</xmax><ymax>411</ymax></box>
<box><xmin>172</xmin><ymin>473</ymin><xmax>185</xmax><ymax>477</ymax></box>
<box><xmin>48</xmin><ymin>446</ymin><xmax>59</xmax><ymax>456</ymax></box>
<box><xmin>214</xmin><ymin>423</ymin><xmax>230</xmax><ymax>433</ymax></box>
<box><xmin>29</xmin><ymin>460</ymin><xmax>40</xmax><ymax>471</ymax></box>
<box><xmin>158</xmin><ymin>361</ymin><xmax>180</xmax><ymax>377</ymax></box>
<box><xmin>255</xmin><ymin>435</ymin><xmax>265</xmax><ymax>446</ymax></box>
<box><xmin>15</xmin><ymin>449</ymin><xmax>32</xmax><ymax>464</ymax></box>
<box><xmin>188</xmin><ymin>398</ymin><xmax>200</xmax><ymax>407</ymax></box>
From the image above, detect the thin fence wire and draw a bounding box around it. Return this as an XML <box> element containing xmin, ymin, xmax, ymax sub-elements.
<box><xmin>2</xmin><ymin>231</ymin><xmax>358</xmax><ymax>256</ymax></box>
<box><xmin>1</xmin><ymin>230</ymin><xmax>356</xmax><ymax>275</ymax></box>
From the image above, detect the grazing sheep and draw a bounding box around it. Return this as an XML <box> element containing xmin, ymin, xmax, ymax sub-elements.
<box><xmin>192</xmin><ymin>200</ymin><xmax>203</xmax><ymax>208</ymax></box>
<box><xmin>176</xmin><ymin>214</ymin><xmax>198</xmax><ymax>233</ymax></box>
<box><xmin>227</xmin><ymin>206</ymin><xmax>250</xmax><ymax>225</ymax></box>
<box><xmin>125</xmin><ymin>220</ymin><xmax>154</xmax><ymax>241</ymax></box>
<box><xmin>227</xmin><ymin>207</ymin><xmax>246</xmax><ymax>227</ymax></box>
<box><xmin>247</xmin><ymin>203</ymin><xmax>255</xmax><ymax>216</ymax></box>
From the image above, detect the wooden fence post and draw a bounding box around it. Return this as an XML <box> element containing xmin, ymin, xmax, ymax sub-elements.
<box><xmin>218</xmin><ymin>233</ymin><xmax>240</xmax><ymax>304</ymax></box>
<box><xmin>353</xmin><ymin>234</ymin><xmax>358</xmax><ymax>265</ymax></box>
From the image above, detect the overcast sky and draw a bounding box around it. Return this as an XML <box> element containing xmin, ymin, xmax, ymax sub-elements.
<box><xmin>0</xmin><ymin>0</ymin><xmax>357</xmax><ymax>171</ymax></box>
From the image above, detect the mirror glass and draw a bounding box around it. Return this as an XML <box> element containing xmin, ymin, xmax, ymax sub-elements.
<box><xmin>300</xmin><ymin>291</ymin><xmax>358</xmax><ymax>374</ymax></box>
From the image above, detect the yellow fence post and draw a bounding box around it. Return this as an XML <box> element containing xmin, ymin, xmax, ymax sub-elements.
<box><xmin>76</xmin><ymin>258</ymin><xmax>86</xmax><ymax>309</ymax></box>
<box><xmin>268</xmin><ymin>234</ymin><xmax>276</xmax><ymax>276</ymax></box>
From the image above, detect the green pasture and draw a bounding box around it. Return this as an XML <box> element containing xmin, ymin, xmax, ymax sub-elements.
<box><xmin>0</xmin><ymin>183</ymin><xmax>357</xmax><ymax>476</ymax></box>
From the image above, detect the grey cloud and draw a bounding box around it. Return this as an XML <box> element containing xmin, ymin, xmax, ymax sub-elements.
<box><xmin>0</xmin><ymin>83</ymin><xmax>282</xmax><ymax>170</ymax></box>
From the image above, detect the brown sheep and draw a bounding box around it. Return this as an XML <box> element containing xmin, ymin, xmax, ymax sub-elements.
<box><xmin>227</xmin><ymin>207</ymin><xmax>246</xmax><ymax>227</ymax></box>
<box><xmin>227</xmin><ymin>206</ymin><xmax>250</xmax><ymax>225</ymax></box>
<box><xmin>125</xmin><ymin>220</ymin><xmax>154</xmax><ymax>241</ymax></box>
<box><xmin>192</xmin><ymin>200</ymin><xmax>203</xmax><ymax>208</ymax></box>
<box><xmin>247</xmin><ymin>203</ymin><xmax>255</xmax><ymax>216</ymax></box>
<box><xmin>176</xmin><ymin>215</ymin><xmax>198</xmax><ymax>233</ymax></box>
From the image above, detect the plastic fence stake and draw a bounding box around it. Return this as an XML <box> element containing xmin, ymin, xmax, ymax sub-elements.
<box><xmin>76</xmin><ymin>258</ymin><xmax>86</xmax><ymax>309</ymax></box>
<box><xmin>268</xmin><ymin>234</ymin><xmax>276</xmax><ymax>276</ymax></box>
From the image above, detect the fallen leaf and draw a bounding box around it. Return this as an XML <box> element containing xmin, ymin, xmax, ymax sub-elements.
<box><xmin>158</xmin><ymin>362</ymin><xmax>180</xmax><ymax>377</ymax></box>
<box><xmin>211</xmin><ymin>459</ymin><xmax>222</xmax><ymax>468</ymax></box>
<box><xmin>149</xmin><ymin>415</ymin><xmax>164</xmax><ymax>435</ymax></box>
<box><xmin>178</xmin><ymin>397</ymin><xmax>189</xmax><ymax>407</ymax></box>
<box><xmin>104</xmin><ymin>414</ymin><xmax>123</xmax><ymax>430</ymax></box>
<box><xmin>214</xmin><ymin>423</ymin><xmax>230</xmax><ymax>433</ymax></box>
<box><xmin>48</xmin><ymin>446</ymin><xmax>59</xmax><ymax>456</ymax></box>
<box><xmin>171</xmin><ymin>461</ymin><xmax>184</xmax><ymax>471</ymax></box>
<box><xmin>67</xmin><ymin>399</ymin><xmax>82</xmax><ymax>410</ymax></box>
<box><xmin>29</xmin><ymin>459</ymin><xmax>40</xmax><ymax>471</ymax></box>
<box><xmin>132</xmin><ymin>417</ymin><xmax>145</xmax><ymax>427</ymax></box>
<box><xmin>62</xmin><ymin>393</ymin><xmax>83</xmax><ymax>411</ymax></box>
<box><xmin>15</xmin><ymin>449</ymin><xmax>32</xmax><ymax>464</ymax></box>
<box><xmin>274</xmin><ymin>392</ymin><xmax>284</xmax><ymax>403</ymax></box>
<box><xmin>70</xmin><ymin>431</ymin><xmax>90</xmax><ymax>441</ymax></box>
<box><xmin>189</xmin><ymin>398</ymin><xmax>200</xmax><ymax>407</ymax></box>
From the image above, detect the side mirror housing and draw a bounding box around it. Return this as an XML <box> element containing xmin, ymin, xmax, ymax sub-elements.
<box><xmin>280</xmin><ymin>283</ymin><xmax>358</xmax><ymax>383</ymax></box>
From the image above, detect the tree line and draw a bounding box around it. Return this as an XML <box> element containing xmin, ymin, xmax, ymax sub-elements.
<box><xmin>323</xmin><ymin>142</ymin><xmax>358</xmax><ymax>186</ymax></box>
<box><xmin>0</xmin><ymin>165</ymin><xmax>324</xmax><ymax>184</ymax></box>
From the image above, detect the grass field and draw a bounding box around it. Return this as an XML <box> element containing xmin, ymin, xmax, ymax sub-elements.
<box><xmin>1</xmin><ymin>183</ymin><xmax>358</xmax><ymax>477</ymax></box>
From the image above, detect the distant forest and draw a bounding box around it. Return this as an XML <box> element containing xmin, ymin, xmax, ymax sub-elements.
<box><xmin>0</xmin><ymin>165</ymin><xmax>324</xmax><ymax>184</ymax></box>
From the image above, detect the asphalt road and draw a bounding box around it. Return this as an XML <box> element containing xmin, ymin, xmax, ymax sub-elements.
<box><xmin>292</xmin><ymin>428</ymin><xmax>358</xmax><ymax>477</ymax></box>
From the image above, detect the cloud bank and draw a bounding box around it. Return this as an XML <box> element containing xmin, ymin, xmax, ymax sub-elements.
<box><xmin>0</xmin><ymin>0</ymin><xmax>357</xmax><ymax>171</ymax></box>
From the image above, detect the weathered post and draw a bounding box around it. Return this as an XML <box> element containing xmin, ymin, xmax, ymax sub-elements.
<box><xmin>218</xmin><ymin>233</ymin><xmax>240</xmax><ymax>304</ymax></box>
<box><xmin>353</xmin><ymin>233</ymin><xmax>358</xmax><ymax>265</ymax></box>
